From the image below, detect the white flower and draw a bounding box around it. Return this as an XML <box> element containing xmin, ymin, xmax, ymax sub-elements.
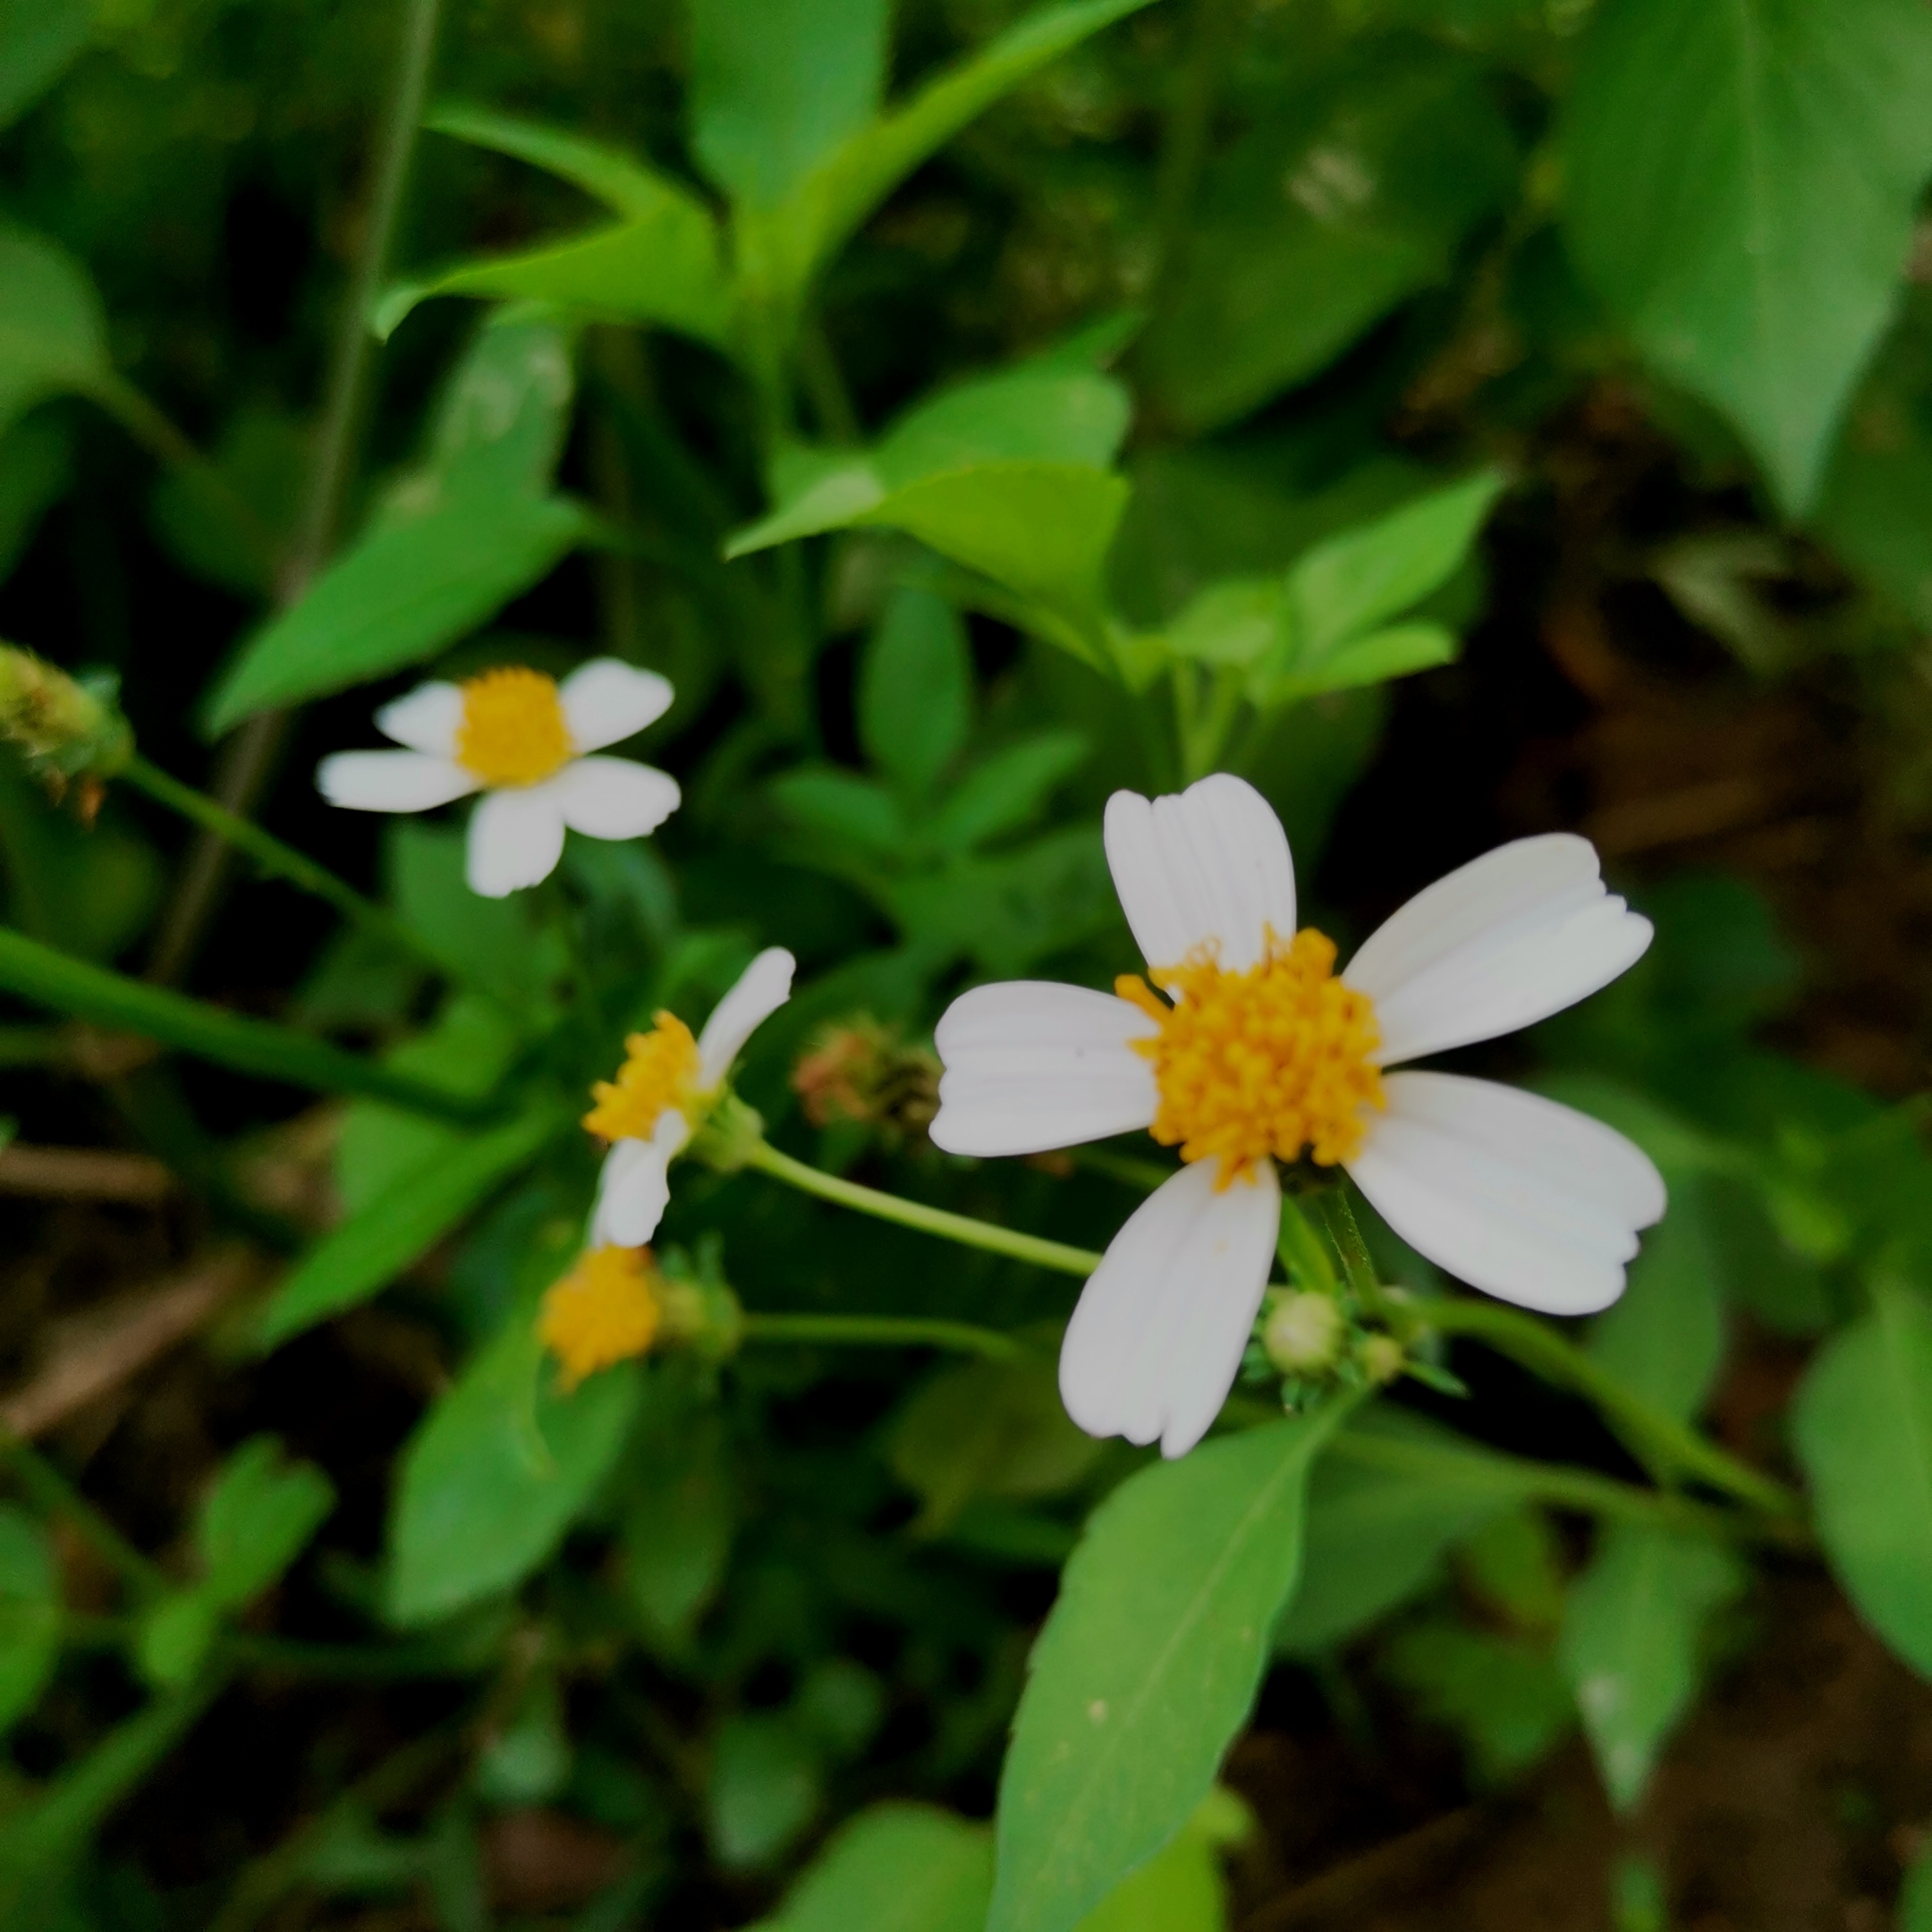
<box><xmin>317</xmin><ymin>659</ymin><xmax>681</xmax><ymax>897</ymax></box>
<box><xmin>583</xmin><ymin>947</ymin><xmax>797</xmax><ymax>1247</ymax></box>
<box><xmin>928</xmin><ymin>774</ymin><xmax>1665</xmax><ymax>1459</ymax></box>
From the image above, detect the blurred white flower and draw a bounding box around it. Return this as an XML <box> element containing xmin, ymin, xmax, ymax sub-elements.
<box><xmin>929</xmin><ymin>774</ymin><xmax>1665</xmax><ymax>1459</ymax></box>
<box><xmin>317</xmin><ymin>659</ymin><xmax>680</xmax><ymax>897</ymax></box>
<box><xmin>584</xmin><ymin>947</ymin><xmax>796</xmax><ymax>1247</ymax></box>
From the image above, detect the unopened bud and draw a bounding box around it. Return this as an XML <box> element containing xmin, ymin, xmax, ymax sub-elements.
<box><xmin>1263</xmin><ymin>1292</ymin><xmax>1344</xmax><ymax>1377</ymax></box>
<box><xmin>792</xmin><ymin>1015</ymin><xmax>939</xmax><ymax>1140</ymax></box>
<box><xmin>1360</xmin><ymin>1334</ymin><xmax>1405</xmax><ymax>1385</ymax></box>
<box><xmin>0</xmin><ymin>644</ymin><xmax>132</xmax><ymax>798</ymax></box>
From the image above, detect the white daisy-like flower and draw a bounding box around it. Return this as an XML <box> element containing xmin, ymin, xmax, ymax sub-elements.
<box><xmin>317</xmin><ymin>659</ymin><xmax>681</xmax><ymax>897</ymax></box>
<box><xmin>928</xmin><ymin>774</ymin><xmax>1665</xmax><ymax>1460</ymax></box>
<box><xmin>583</xmin><ymin>947</ymin><xmax>797</xmax><ymax>1247</ymax></box>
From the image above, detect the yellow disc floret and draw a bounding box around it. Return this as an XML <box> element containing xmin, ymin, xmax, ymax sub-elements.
<box><xmin>1116</xmin><ymin>928</ymin><xmax>1384</xmax><ymax>1182</ymax></box>
<box><xmin>539</xmin><ymin>1244</ymin><xmax>662</xmax><ymax>1387</ymax></box>
<box><xmin>454</xmin><ymin>666</ymin><xmax>574</xmax><ymax>787</ymax></box>
<box><xmin>582</xmin><ymin>1013</ymin><xmax>702</xmax><ymax>1141</ymax></box>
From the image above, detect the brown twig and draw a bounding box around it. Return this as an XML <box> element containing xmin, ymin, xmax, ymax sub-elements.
<box><xmin>0</xmin><ymin>1248</ymin><xmax>264</xmax><ymax>1439</ymax></box>
<box><xmin>0</xmin><ymin>1144</ymin><xmax>176</xmax><ymax>1204</ymax></box>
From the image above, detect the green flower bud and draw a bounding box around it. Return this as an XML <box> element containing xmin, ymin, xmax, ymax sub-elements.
<box><xmin>0</xmin><ymin>644</ymin><xmax>133</xmax><ymax>796</ymax></box>
<box><xmin>1263</xmin><ymin>1291</ymin><xmax>1344</xmax><ymax>1377</ymax></box>
<box><xmin>1360</xmin><ymin>1333</ymin><xmax>1405</xmax><ymax>1385</ymax></box>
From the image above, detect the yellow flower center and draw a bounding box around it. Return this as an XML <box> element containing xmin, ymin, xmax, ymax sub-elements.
<box><xmin>539</xmin><ymin>1245</ymin><xmax>662</xmax><ymax>1387</ymax></box>
<box><xmin>582</xmin><ymin>1012</ymin><xmax>702</xmax><ymax>1141</ymax></box>
<box><xmin>453</xmin><ymin>666</ymin><xmax>574</xmax><ymax>787</ymax></box>
<box><xmin>1116</xmin><ymin>928</ymin><xmax>1385</xmax><ymax>1182</ymax></box>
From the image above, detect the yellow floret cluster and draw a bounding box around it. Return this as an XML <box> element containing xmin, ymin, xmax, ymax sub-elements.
<box><xmin>538</xmin><ymin>1244</ymin><xmax>663</xmax><ymax>1386</ymax></box>
<box><xmin>454</xmin><ymin>665</ymin><xmax>574</xmax><ymax>787</ymax></box>
<box><xmin>582</xmin><ymin>1012</ymin><xmax>701</xmax><ymax>1141</ymax></box>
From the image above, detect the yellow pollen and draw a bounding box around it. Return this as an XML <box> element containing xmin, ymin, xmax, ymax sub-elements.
<box><xmin>1116</xmin><ymin>927</ymin><xmax>1385</xmax><ymax>1183</ymax></box>
<box><xmin>538</xmin><ymin>1245</ymin><xmax>662</xmax><ymax>1387</ymax></box>
<box><xmin>453</xmin><ymin>666</ymin><xmax>573</xmax><ymax>787</ymax></box>
<box><xmin>582</xmin><ymin>1013</ymin><xmax>701</xmax><ymax>1142</ymax></box>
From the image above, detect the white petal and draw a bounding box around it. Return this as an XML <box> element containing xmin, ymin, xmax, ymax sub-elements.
<box><xmin>375</xmin><ymin>681</ymin><xmax>464</xmax><ymax>754</ymax></box>
<box><xmin>1344</xmin><ymin>1072</ymin><xmax>1666</xmax><ymax>1317</ymax></box>
<box><xmin>550</xmin><ymin>757</ymin><xmax>682</xmax><ymax>840</ymax></box>
<box><xmin>696</xmin><ymin>947</ymin><xmax>796</xmax><ymax>1086</ymax></box>
<box><xmin>1104</xmin><ymin>774</ymin><xmax>1296</xmax><ymax>972</ymax></box>
<box><xmin>317</xmin><ymin>750</ymin><xmax>477</xmax><ymax>813</ymax></box>
<box><xmin>560</xmin><ymin>658</ymin><xmax>675</xmax><ymax>753</ymax></box>
<box><xmin>1060</xmin><ymin>1159</ymin><xmax>1280</xmax><ymax>1460</ymax></box>
<box><xmin>930</xmin><ymin>981</ymin><xmax>1158</xmax><ymax>1156</ymax></box>
<box><xmin>465</xmin><ymin>784</ymin><xmax>567</xmax><ymax>897</ymax></box>
<box><xmin>1343</xmin><ymin>834</ymin><xmax>1653</xmax><ymax>1065</ymax></box>
<box><xmin>590</xmin><ymin>1112</ymin><xmax>690</xmax><ymax>1247</ymax></box>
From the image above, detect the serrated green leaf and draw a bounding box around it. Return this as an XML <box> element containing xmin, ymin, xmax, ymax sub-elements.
<box><xmin>1558</xmin><ymin>1524</ymin><xmax>1743</xmax><ymax>1809</ymax></box>
<box><xmin>1562</xmin><ymin>0</ymin><xmax>1932</xmax><ymax>514</ymax></box>
<box><xmin>386</xmin><ymin>1318</ymin><xmax>641</xmax><ymax>1627</ymax></box>
<box><xmin>254</xmin><ymin>1106</ymin><xmax>564</xmax><ymax>1352</ymax></box>
<box><xmin>1792</xmin><ymin>1275</ymin><xmax>1932</xmax><ymax>1675</ymax></box>
<box><xmin>987</xmin><ymin>1405</ymin><xmax>1348</xmax><ymax>1932</ymax></box>
<box><xmin>0</xmin><ymin>224</ymin><xmax>107</xmax><ymax>435</ymax></box>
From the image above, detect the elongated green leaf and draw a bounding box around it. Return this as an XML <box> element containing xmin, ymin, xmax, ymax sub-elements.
<box><xmin>1792</xmin><ymin>1275</ymin><xmax>1932</xmax><ymax>1674</ymax></box>
<box><xmin>859</xmin><ymin>588</ymin><xmax>973</xmax><ymax>796</ymax></box>
<box><xmin>1251</xmin><ymin>622</ymin><xmax>1456</xmax><ymax>707</ymax></box>
<box><xmin>254</xmin><ymin>1106</ymin><xmax>563</xmax><ymax>1351</ymax></box>
<box><xmin>0</xmin><ymin>926</ymin><xmax>490</xmax><ymax>1119</ymax></box>
<box><xmin>203</xmin><ymin>485</ymin><xmax>590</xmax><ymax>732</ymax></box>
<box><xmin>0</xmin><ymin>1508</ymin><xmax>58</xmax><ymax>1735</ymax></box>
<box><xmin>1380</xmin><ymin>1617</ymin><xmax>1574</xmax><ymax>1784</ymax></box>
<box><xmin>386</xmin><ymin>1319</ymin><xmax>642</xmax><ymax>1627</ymax></box>
<box><xmin>1075</xmin><ymin>1790</ymin><xmax>1247</xmax><ymax>1932</ymax></box>
<box><xmin>988</xmin><ymin>1406</ymin><xmax>1347</xmax><ymax>1932</ymax></box>
<box><xmin>0</xmin><ymin>0</ymin><xmax>89</xmax><ymax>130</ymax></box>
<box><xmin>623</xmin><ymin>1389</ymin><xmax>734</xmax><ymax>1646</ymax></box>
<box><xmin>1558</xmin><ymin>1524</ymin><xmax>1743</xmax><ymax>1809</ymax></box>
<box><xmin>752</xmin><ymin>1803</ymin><xmax>992</xmax><ymax>1932</ymax></box>
<box><xmin>426</xmin><ymin>105</ymin><xmax>698</xmax><ymax>220</ymax></box>
<box><xmin>927</xmin><ymin>733</ymin><xmax>1089</xmax><ymax>855</ymax></box>
<box><xmin>199</xmin><ymin>1437</ymin><xmax>335</xmax><ymax>1606</ymax></box>
<box><xmin>0</xmin><ymin>224</ymin><xmax>107</xmax><ymax>434</ymax></box>
<box><xmin>1562</xmin><ymin>0</ymin><xmax>1932</xmax><ymax>514</ymax></box>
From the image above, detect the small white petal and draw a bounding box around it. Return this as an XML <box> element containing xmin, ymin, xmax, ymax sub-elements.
<box><xmin>1343</xmin><ymin>834</ymin><xmax>1653</xmax><ymax>1065</ymax></box>
<box><xmin>591</xmin><ymin>1111</ymin><xmax>691</xmax><ymax>1247</ymax></box>
<box><xmin>317</xmin><ymin>750</ymin><xmax>478</xmax><ymax>813</ymax></box>
<box><xmin>465</xmin><ymin>784</ymin><xmax>567</xmax><ymax>896</ymax></box>
<box><xmin>550</xmin><ymin>757</ymin><xmax>682</xmax><ymax>840</ymax></box>
<box><xmin>1104</xmin><ymin>774</ymin><xmax>1296</xmax><ymax>972</ymax></box>
<box><xmin>375</xmin><ymin>681</ymin><xmax>464</xmax><ymax>755</ymax></box>
<box><xmin>1344</xmin><ymin>1072</ymin><xmax>1666</xmax><ymax>1317</ymax></box>
<box><xmin>930</xmin><ymin>981</ymin><xmax>1158</xmax><ymax>1156</ymax></box>
<box><xmin>1060</xmin><ymin>1159</ymin><xmax>1281</xmax><ymax>1459</ymax></box>
<box><xmin>560</xmin><ymin>658</ymin><xmax>674</xmax><ymax>753</ymax></box>
<box><xmin>696</xmin><ymin>947</ymin><xmax>796</xmax><ymax>1087</ymax></box>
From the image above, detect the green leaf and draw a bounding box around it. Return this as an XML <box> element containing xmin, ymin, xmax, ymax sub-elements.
<box><xmin>1139</xmin><ymin>53</ymin><xmax>1515</xmax><ymax>430</ymax></box>
<box><xmin>386</xmin><ymin>1318</ymin><xmax>642</xmax><ymax>1627</ymax></box>
<box><xmin>771</xmin><ymin>767</ymin><xmax>910</xmax><ymax>857</ymax></box>
<box><xmin>1901</xmin><ymin>1835</ymin><xmax>1932</xmax><ymax>1932</ymax></box>
<box><xmin>0</xmin><ymin>757</ymin><xmax>161</xmax><ymax>962</ymax></box>
<box><xmin>859</xmin><ymin>588</ymin><xmax>973</xmax><ymax>796</ymax></box>
<box><xmin>622</xmin><ymin>1380</ymin><xmax>734</xmax><ymax>1646</ymax></box>
<box><xmin>889</xmin><ymin>1358</ymin><xmax>1103</xmax><ymax>1534</ymax></box>
<box><xmin>0</xmin><ymin>224</ymin><xmax>108</xmax><ymax>435</ymax></box>
<box><xmin>387</xmin><ymin>821</ymin><xmax>561</xmax><ymax>1007</ymax></box>
<box><xmin>0</xmin><ymin>1508</ymin><xmax>58</xmax><ymax>1735</ymax></box>
<box><xmin>1250</xmin><ymin>622</ymin><xmax>1456</xmax><ymax>706</ymax></box>
<box><xmin>709</xmin><ymin>1711</ymin><xmax>823</xmax><ymax>1870</ymax></box>
<box><xmin>691</xmin><ymin>0</ymin><xmax>890</xmax><ymax>211</ymax></box>
<box><xmin>987</xmin><ymin>1406</ymin><xmax>1346</xmax><ymax>1932</ymax></box>
<box><xmin>1792</xmin><ymin>1275</ymin><xmax>1932</xmax><ymax>1675</ymax></box>
<box><xmin>1561</xmin><ymin>0</ymin><xmax>1932</xmax><ymax>514</ymax></box>
<box><xmin>427</xmin><ymin>106</ymin><xmax>699</xmax><ymax>219</ymax></box>
<box><xmin>1458</xmin><ymin>1508</ymin><xmax>1567</xmax><ymax>1636</ymax></box>
<box><xmin>753</xmin><ymin>1802</ymin><xmax>992</xmax><ymax>1932</ymax></box>
<box><xmin>0</xmin><ymin>926</ymin><xmax>491</xmax><ymax>1118</ymax></box>
<box><xmin>149</xmin><ymin>407</ymin><xmax>305</xmax><ymax>598</ymax></box>
<box><xmin>1558</xmin><ymin>1524</ymin><xmax>1744</xmax><ymax>1810</ymax></box>
<box><xmin>0</xmin><ymin>0</ymin><xmax>89</xmax><ymax>129</ymax></box>
<box><xmin>927</xmin><ymin>733</ymin><xmax>1089</xmax><ymax>856</ymax></box>
<box><xmin>1379</xmin><ymin>1617</ymin><xmax>1574</xmax><ymax>1784</ymax></box>
<box><xmin>0</xmin><ymin>411</ymin><xmax>71</xmax><ymax>584</ymax></box>
<box><xmin>253</xmin><ymin>1106</ymin><xmax>564</xmax><ymax>1352</ymax></box>
<box><xmin>1073</xmin><ymin>1789</ymin><xmax>1248</xmax><ymax>1932</ymax></box>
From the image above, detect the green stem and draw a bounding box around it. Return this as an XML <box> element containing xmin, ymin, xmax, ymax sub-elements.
<box><xmin>741</xmin><ymin>1140</ymin><xmax>1102</xmax><ymax>1279</ymax></box>
<box><xmin>1311</xmin><ymin>1185</ymin><xmax>1389</xmax><ymax>1315</ymax></box>
<box><xmin>0</xmin><ymin>927</ymin><xmax>496</xmax><ymax>1123</ymax></box>
<box><xmin>0</xmin><ymin>1434</ymin><xmax>166</xmax><ymax>1600</ymax></box>
<box><xmin>123</xmin><ymin>755</ymin><xmax>450</xmax><ymax>980</ymax></box>
<box><xmin>741</xmin><ymin>1311</ymin><xmax>1030</xmax><ymax>1360</ymax></box>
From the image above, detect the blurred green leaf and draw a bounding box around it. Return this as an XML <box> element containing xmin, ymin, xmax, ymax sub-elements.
<box><xmin>1902</xmin><ymin>1835</ymin><xmax>1932</xmax><ymax>1932</ymax></box>
<box><xmin>1792</xmin><ymin>1273</ymin><xmax>1932</xmax><ymax>1675</ymax></box>
<box><xmin>148</xmin><ymin>408</ymin><xmax>304</xmax><ymax>598</ymax></box>
<box><xmin>476</xmin><ymin>1673</ymin><xmax>571</xmax><ymax>1807</ymax></box>
<box><xmin>1458</xmin><ymin>1508</ymin><xmax>1566</xmax><ymax>1637</ymax></box>
<box><xmin>890</xmin><ymin>1357</ymin><xmax>1103</xmax><ymax>1534</ymax></box>
<box><xmin>386</xmin><ymin>1317</ymin><xmax>642</xmax><ymax>1628</ymax></box>
<box><xmin>622</xmin><ymin>1381</ymin><xmax>734</xmax><ymax>1647</ymax></box>
<box><xmin>0</xmin><ymin>759</ymin><xmax>161</xmax><ymax>962</ymax></box>
<box><xmin>0</xmin><ymin>0</ymin><xmax>89</xmax><ymax>129</ymax></box>
<box><xmin>859</xmin><ymin>588</ymin><xmax>973</xmax><ymax>796</ymax></box>
<box><xmin>927</xmin><ymin>733</ymin><xmax>1089</xmax><ymax>856</ymax></box>
<box><xmin>709</xmin><ymin>1710</ymin><xmax>823</xmax><ymax>1870</ymax></box>
<box><xmin>255</xmin><ymin>1106</ymin><xmax>564</xmax><ymax>1352</ymax></box>
<box><xmin>772</xmin><ymin>767</ymin><xmax>909</xmax><ymax>857</ymax></box>
<box><xmin>1380</xmin><ymin>1617</ymin><xmax>1574</xmax><ymax>1784</ymax></box>
<box><xmin>1558</xmin><ymin>1524</ymin><xmax>1743</xmax><ymax>1810</ymax></box>
<box><xmin>1561</xmin><ymin>0</ymin><xmax>1932</xmax><ymax>513</ymax></box>
<box><xmin>0</xmin><ymin>224</ymin><xmax>107</xmax><ymax>436</ymax></box>
<box><xmin>1074</xmin><ymin>1788</ymin><xmax>1248</xmax><ymax>1932</ymax></box>
<box><xmin>750</xmin><ymin>1802</ymin><xmax>991</xmax><ymax>1932</ymax></box>
<box><xmin>0</xmin><ymin>411</ymin><xmax>71</xmax><ymax>583</ymax></box>
<box><xmin>387</xmin><ymin>821</ymin><xmax>561</xmax><ymax>1008</ymax></box>
<box><xmin>0</xmin><ymin>1507</ymin><xmax>58</xmax><ymax>1735</ymax></box>
<box><xmin>987</xmin><ymin>1407</ymin><xmax>1344</xmax><ymax>1932</ymax></box>
<box><xmin>1139</xmin><ymin>53</ymin><xmax>1515</xmax><ymax>430</ymax></box>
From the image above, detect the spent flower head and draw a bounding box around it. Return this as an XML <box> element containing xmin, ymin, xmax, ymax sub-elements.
<box><xmin>0</xmin><ymin>644</ymin><xmax>133</xmax><ymax>809</ymax></box>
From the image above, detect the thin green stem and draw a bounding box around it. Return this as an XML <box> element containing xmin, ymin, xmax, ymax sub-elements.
<box><xmin>1311</xmin><ymin>1185</ymin><xmax>1389</xmax><ymax>1316</ymax></box>
<box><xmin>741</xmin><ymin>1311</ymin><xmax>1030</xmax><ymax>1360</ymax></box>
<box><xmin>0</xmin><ymin>1435</ymin><xmax>166</xmax><ymax>1600</ymax></box>
<box><xmin>1148</xmin><ymin>0</ymin><xmax>1233</xmax><ymax>307</ymax></box>
<box><xmin>123</xmin><ymin>755</ymin><xmax>451</xmax><ymax>981</ymax></box>
<box><xmin>741</xmin><ymin>1140</ymin><xmax>1102</xmax><ymax>1279</ymax></box>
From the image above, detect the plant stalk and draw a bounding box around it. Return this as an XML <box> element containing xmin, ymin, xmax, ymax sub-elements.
<box><xmin>741</xmin><ymin>1310</ymin><xmax>1030</xmax><ymax>1360</ymax></box>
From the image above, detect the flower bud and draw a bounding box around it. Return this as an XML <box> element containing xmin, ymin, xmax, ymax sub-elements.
<box><xmin>1360</xmin><ymin>1333</ymin><xmax>1406</xmax><ymax>1385</ymax></box>
<box><xmin>0</xmin><ymin>645</ymin><xmax>133</xmax><ymax>798</ymax></box>
<box><xmin>1262</xmin><ymin>1291</ymin><xmax>1344</xmax><ymax>1377</ymax></box>
<box><xmin>792</xmin><ymin>1015</ymin><xmax>939</xmax><ymax>1142</ymax></box>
